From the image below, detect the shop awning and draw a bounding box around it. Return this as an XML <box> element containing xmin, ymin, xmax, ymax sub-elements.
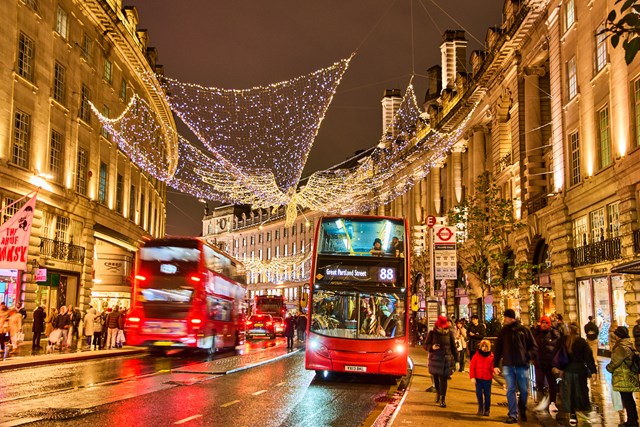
<box><xmin>611</xmin><ymin>259</ymin><xmax>640</xmax><ymax>274</ymax></box>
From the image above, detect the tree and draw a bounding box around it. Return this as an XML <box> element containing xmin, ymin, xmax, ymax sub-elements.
<box><xmin>604</xmin><ymin>0</ymin><xmax>640</xmax><ymax>65</ymax></box>
<box><xmin>447</xmin><ymin>172</ymin><xmax>526</xmax><ymax>321</ymax></box>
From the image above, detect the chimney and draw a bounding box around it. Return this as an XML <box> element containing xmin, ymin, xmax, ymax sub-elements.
<box><xmin>381</xmin><ymin>89</ymin><xmax>402</xmax><ymax>137</ymax></box>
<box><xmin>440</xmin><ymin>30</ymin><xmax>467</xmax><ymax>92</ymax></box>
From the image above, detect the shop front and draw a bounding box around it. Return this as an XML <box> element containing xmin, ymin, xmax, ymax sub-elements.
<box><xmin>455</xmin><ymin>287</ymin><xmax>470</xmax><ymax>320</ymax></box>
<box><xmin>91</xmin><ymin>236</ymin><xmax>135</xmax><ymax>312</ymax></box>
<box><xmin>577</xmin><ymin>274</ymin><xmax>626</xmax><ymax>352</ymax></box>
<box><xmin>0</xmin><ymin>269</ymin><xmax>20</xmax><ymax>307</ymax></box>
<box><xmin>34</xmin><ymin>269</ymin><xmax>80</xmax><ymax>313</ymax></box>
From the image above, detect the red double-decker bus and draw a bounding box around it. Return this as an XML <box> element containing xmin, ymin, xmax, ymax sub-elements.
<box><xmin>305</xmin><ymin>215</ymin><xmax>410</xmax><ymax>377</ymax></box>
<box><xmin>125</xmin><ymin>237</ymin><xmax>247</xmax><ymax>353</ymax></box>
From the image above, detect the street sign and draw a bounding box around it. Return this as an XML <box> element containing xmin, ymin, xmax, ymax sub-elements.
<box><xmin>434</xmin><ymin>225</ymin><xmax>456</xmax><ymax>244</ymax></box>
<box><xmin>426</xmin><ymin>215</ymin><xmax>437</xmax><ymax>228</ymax></box>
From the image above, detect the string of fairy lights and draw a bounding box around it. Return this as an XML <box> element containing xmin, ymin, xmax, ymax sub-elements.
<box><xmin>92</xmin><ymin>56</ymin><xmax>480</xmax><ymax>277</ymax></box>
<box><xmin>243</xmin><ymin>251</ymin><xmax>313</xmax><ymax>279</ymax></box>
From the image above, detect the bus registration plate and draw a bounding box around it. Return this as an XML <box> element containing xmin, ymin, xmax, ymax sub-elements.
<box><xmin>154</xmin><ymin>341</ymin><xmax>174</xmax><ymax>346</ymax></box>
<box><xmin>345</xmin><ymin>365</ymin><xmax>367</xmax><ymax>372</ymax></box>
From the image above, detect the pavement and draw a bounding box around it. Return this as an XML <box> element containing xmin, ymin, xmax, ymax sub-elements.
<box><xmin>1</xmin><ymin>339</ymin><xmax>631</xmax><ymax>426</ymax></box>
<box><xmin>390</xmin><ymin>346</ymin><xmax>630</xmax><ymax>427</ymax></box>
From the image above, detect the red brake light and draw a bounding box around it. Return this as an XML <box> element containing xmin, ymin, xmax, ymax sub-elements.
<box><xmin>189</xmin><ymin>275</ymin><xmax>201</xmax><ymax>282</ymax></box>
<box><xmin>135</xmin><ymin>275</ymin><xmax>147</xmax><ymax>281</ymax></box>
<box><xmin>266</xmin><ymin>321</ymin><xmax>273</xmax><ymax>326</ymax></box>
<box><xmin>191</xmin><ymin>318</ymin><xmax>202</xmax><ymax>324</ymax></box>
<box><xmin>128</xmin><ymin>317</ymin><xmax>140</xmax><ymax>323</ymax></box>
<box><xmin>246</xmin><ymin>321</ymin><xmax>253</xmax><ymax>326</ymax></box>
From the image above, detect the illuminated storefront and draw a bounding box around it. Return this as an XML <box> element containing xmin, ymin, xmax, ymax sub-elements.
<box><xmin>577</xmin><ymin>275</ymin><xmax>626</xmax><ymax>351</ymax></box>
<box><xmin>0</xmin><ymin>269</ymin><xmax>19</xmax><ymax>307</ymax></box>
<box><xmin>91</xmin><ymin>236</ymin><xmax>135</xmax><ymax>311</ymax></box>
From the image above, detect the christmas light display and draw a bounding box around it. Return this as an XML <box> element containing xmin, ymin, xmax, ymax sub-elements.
<box><xmin>243</xmin><ymin>251</ymin><xmax>312</xmax><ymax>278</ymax></box>
<box><xmin>89</xmin><ymin>95</ymin><xmax>179</xmax><ymax>180</ymax></box>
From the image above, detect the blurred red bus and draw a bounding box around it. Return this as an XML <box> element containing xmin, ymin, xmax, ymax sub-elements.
<box><xmin>126</xmin><ymin>237</ymin><xmax>246</xmax><ymax>353</ymax></box>
<box><xmin>305</xmin><ymin>215</ymin><xmax>410</xmax><ymax>377</ymax></box>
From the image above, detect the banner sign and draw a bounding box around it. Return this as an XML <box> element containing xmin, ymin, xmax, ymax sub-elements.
<box><xmin>35</xmin><ymin>268</ymin><xmax>47</xmax><ymax>282</ymax></box>
<box><xmin>0</xmin><ymin>193</ymin><xmax>37</xmax><ymax>269</ymax></box>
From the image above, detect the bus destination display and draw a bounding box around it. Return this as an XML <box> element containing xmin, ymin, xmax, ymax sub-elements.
<box><xmin>319</xmin><ymin>265</ymin><xmax>397</xmax><ymax>283</ymax></box>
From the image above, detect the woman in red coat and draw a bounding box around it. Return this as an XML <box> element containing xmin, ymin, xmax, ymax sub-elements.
<box><xmin>470</xmin><ymin>339</ymin><xmax>494</xmax><ymax>416</ymax></box>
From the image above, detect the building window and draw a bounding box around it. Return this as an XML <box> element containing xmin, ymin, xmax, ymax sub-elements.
<box><xmin>12</xmin><ymin>110</ymin><xmax>30</xmax><ymax>168</ymax></box>
<box><xmin>590</xmin><ymin>208</ymin><xmax>606</xmax><ymax>242</ymax></box>
<box><xmin>292</xmin><ymin>242</ymin><xmax>296</xmax><ymax>254</ymax></box>
<box><xmin>565</xmin><ymin>0</ymin><xmax>575</xmax><ymax>31</ymax></box>
<box><xmin>275</xmin><ymin>230</ymin><xmax>280</xmax><ymax>239</ymax></box>
<box><xmin>49</xmin><ymin>130</ymin><xmax>63</xmax><ymax>183</ymax></box>
<box><xmin>98</xmin><ymin>162</ymin><xmax>108</xmax><ymax>204</ymax></box>
<box><xmin>597</xmin><ymin>106</ymin><xmax>612</xmax><ymax>169</ymax></box>
<box><xmin>595</xmin><ymin>23</ymin><xmax>607</xmax><ymax>74</ymax></box>
<box><xmin>103</xmin><ymin>58</ymin><xmax>112</xmax><ymax>84</ymax></box>
<box><xmin>140</xmin><ymin>193</ymin><xmax>145</xmax><ymax>226</ymax></box>
<box><xmin>120</xmin><ymin>78</ymin><xmax>127</xmax><ymax>101</ymax></box>
<box><xmin>115</xmin><ymin>174</ymin><xmax>124</xmax><ymax>213</ymax></box>
<box><xmin>17</xmin><ymin>32</ymin><xmax>35</xmax><ymax>81</ymax></box>
<box><xmin>267</xmin><ymin>247</ymin><xmax>271</xmax><ymax>260</ymax></box>
<box><xmin>634</xmin><ymin>79</ymin><xmax>640</xmax><ymax>148</ymax></box>
<box><xmin>569</xmin><ymin>131</ymin><xmax>581</xmax><ymax>186</ymax></box>
<box><xmin>22</xmin><ymin>0</ymin><xmax>38</xmax><ymax>11</ymax></box>
<box><xmin>55</xmin><ymin>6</ymin><xmax>68</xmax><ymax>40</ymax></box>
<box><xmin>76</xmin><ymin>148</ymin><xmax>88</xmax><ymax>195</ymax></box>
<box><xmin>283</xmin><ymin>228</ymin><xmax>288</xmax><ymax>238</ymax></box>
<box><xmin>129</xmin><ymin>185</ymin><xmax>136</xmax><ymax>220</ymax></box>
<box><xmin>250</xmin><ymin>236</ymin><xmax>255</xmax><ymax>245</ymax></box>
<box><xmin>608</xmin><ymin>203</ymin><xmax>620</xmax><ymax>238</ymax></box>
<box><xmin>55</xmin><ymin>216</ymin><xmax>69</xmax><ymax>242</ymax></box>
<box><xmin>573</xmin><ymin>216</ymin><xmax>588</xmax><ymax>247</ymax></box>
<box><xmin>267</xmin><ymin>232</ymin><xmax>271</xmax><ymax>242</ymax></box>
<box><xmin>567</xmin><ymin>56</ymin><xmax>577</xmax><ymax>100</ymax></box>
<box><xmin>81</xmin><ymin>33</ymin><xmax>92</xmax><ymax>61</ymax></box>
<box><xmin>242</xmin><ymin>238</ymin><xmax>246</xmax><ymax>247</ymax></box>
<box><xmin>79</xmin><ymin>85</ymin><xmax>91</xmax><ymax>123</ymax></box>
<box><xmin>101</xmin><ymin>105</ymin><xmax>110</xmax><ymax>139</ymax></box>
<box><xmin>52</xmin><ymin>62</ymin><xmax>65</xmax><ymax>104</ymax></box>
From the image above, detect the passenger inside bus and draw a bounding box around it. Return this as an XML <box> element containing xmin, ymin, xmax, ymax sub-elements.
<box><xmin>386</xmin><ymin>236</ymin><xmax>404</xmax><ymax>256</ymax></box>
<box><xmin>370</xmin><ymin>238</ymin><xmax>384</xmax><ymax>256</ymax></box>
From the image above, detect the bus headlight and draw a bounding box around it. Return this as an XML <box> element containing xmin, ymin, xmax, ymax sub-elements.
<box><xmin>382</xmin><ymin>344</ymin><xmax>406</xmax><ymax>361</ymax></box>
<box><xmin>309</xmin><ymin>340</ymin><xmax>330</xmax><ymax>358</ymax></box>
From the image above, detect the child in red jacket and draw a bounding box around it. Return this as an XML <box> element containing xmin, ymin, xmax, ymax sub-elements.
<box><xmin>470</xmin><ymin>339</ymin><xmax>494</xmax><ymax>416</ymax></box>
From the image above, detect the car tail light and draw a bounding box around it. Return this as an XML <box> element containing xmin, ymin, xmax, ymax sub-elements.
<box><xmin>246</xmin><ymin>321</ymin><xmax>253</xmax><ymax>326</ymax></box>
<box><xmin>191</xmin><ymin>318</ymin><xmax>202</xmax><ymax>324</ymax></box>
<box><xmin>128</xmin><ymin>317</ymin><xmax>141</xmax><ymax>323</ymax></box>
<box><xmin>134</xmin><ymin>275</ymin><xmax>147</xmax><ymax>282</ymax></box>
<box><xmin>189</xmin><ymin>275</ymin><xmax>201</xmax><ymax>283</ymax></box>
<box><xmin>266</xmin><ymin>321</ymin><xmax>273</xmax><ymax>326</ymax></box>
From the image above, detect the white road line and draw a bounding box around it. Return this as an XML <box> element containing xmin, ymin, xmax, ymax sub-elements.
<box><xmin>275</xmin><ymin>382</ymin><xmax>286</xmax><ymax>386</ymax></box>
<box><xmin>220</xmin><ymin>399</ymin><xmax>241</xmax><ymax>407</ymax></box>
<box><xmin>174</xmin><ymin>414</ymin><xmax>203</xmax><ymax>424</ymax></box>
<box><xmin>251</xmin><ymin>389</ymin><xmax>268</xmax><ymax>396</ymax></box>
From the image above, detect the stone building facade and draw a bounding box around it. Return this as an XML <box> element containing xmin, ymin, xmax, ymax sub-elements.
<box><xmin>0</xmin><ymin>0</ymin><xmax>173</xmax><ymax>336</ymax></box>
<box><xmin>203</xmin><ymin>0</ymin><xmax>640</xmax><ymax>352</ymax></box>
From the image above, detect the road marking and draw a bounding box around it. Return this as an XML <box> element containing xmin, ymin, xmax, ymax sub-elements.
<box><xmin>252</xmin><ymin>389</ymin><xmax>268</xmax><ymax>395</ymax></box>
<box><xmin>220</xmin><ymin>400</ymin><xmax>241</xmax><ymax>407</ymax></box>
<box><xmin>276</xmin><ymin>382</ymin><xmax>286</xmax><ymax>387</ymax></box>
<box><xmin>175</xmin><ymin>414</ymin><xmax>202</xmax><ymax>424</ymax></box>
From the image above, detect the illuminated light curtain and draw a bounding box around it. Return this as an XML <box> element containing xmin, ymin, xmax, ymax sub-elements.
<box><xmin>90</xmin><ymin>95</ymin><xmax>179</xmax><ymax>180</ymax></box>
<box><xmin>159</xmin><ymin>56</ymin><xmax>353</xmax><ymax>194</ymax></box>
<box><xmin>244</xmin><ymin>251</ymin><xmax>312</xmax><ymax>279</ymax></box>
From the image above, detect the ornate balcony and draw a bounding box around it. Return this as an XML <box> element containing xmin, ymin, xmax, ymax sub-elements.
<box><xmin>571</xmin><ymin>237</ymin><xmax>621</xmax><ymax>267</ymax></box>
<box><xmin>40</xmin><ymin>238</ymin><xmax>85</xmax><ymax>263</ymax></box>
<box><xmin>526</xmin><ymin>193</ymin><xmax>548</xmax><ymax>215</ymax></box>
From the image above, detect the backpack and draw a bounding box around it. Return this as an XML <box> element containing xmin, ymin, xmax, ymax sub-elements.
<box><xmin>627</xmin><ymin>350</ymin><xmax>640</xmax><ymax>374</ymax></box>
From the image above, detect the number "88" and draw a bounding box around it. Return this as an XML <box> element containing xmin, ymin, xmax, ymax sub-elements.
<box><xmin>379</xmin><ymin>268</ymin><xmax>395</xmax><ymax>281</ymax></box>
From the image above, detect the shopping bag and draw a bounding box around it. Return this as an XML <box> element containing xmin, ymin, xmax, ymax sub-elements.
<box><xmin>48</xmin><ymin>328</ymin><xmax>62</xmax><ymax>344</ymax></box>
<box><xmin>612</xmin><ymin>389</ymin><xmax>623</xmax><ymax>411</ymax></box>
<box><xmin>116</xmin><ymin>329</ymin><xmax>126</xmax><ymax>345</ymax></box>
<box><xmin>16</xmin><ymin>331</ymin><xmax>24</xmax><ymax>343</ymax></box>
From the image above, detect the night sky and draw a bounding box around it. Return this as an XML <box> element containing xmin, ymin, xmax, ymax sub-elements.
<box><xmin>124</xmin><ymin>1</ymin><xmax>504</xmax><ymax>236</ymax></box>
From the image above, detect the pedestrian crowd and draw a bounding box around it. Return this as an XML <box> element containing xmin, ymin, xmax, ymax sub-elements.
<box><xmin>422</xmin><ymin>310</ymin><xmax>640</xmax><ymax>426</ymax></box>
<box><xmin>0</xmin><ymin>301</ymin><xmax>130</xmax><ymax>360</ymax></box>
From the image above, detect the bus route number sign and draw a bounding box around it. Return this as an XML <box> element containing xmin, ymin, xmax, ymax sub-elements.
<box><xmin>377</xmin><ymin>267</ymin><xmax>396</xmax><ymax>282</ymax></box>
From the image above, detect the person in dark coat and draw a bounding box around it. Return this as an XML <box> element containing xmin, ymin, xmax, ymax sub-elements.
<box><xmin>425</xmin><ymin>315</ymin><xmax>458</xmax><ymax>408</ymax></box>
<box><xmin>493</xmin><ymin>309</ymin><xmax>537</xmax><ymax>424</ymax></box>
<box><xmin>32</xmin><ymin>305</ymin><xmax>46</xmax><ymax>349</ymax></box>
<box><xmin>467</xmin><ymin>314</ymin><xmax>486</xmax><ymax>361</ymax></box>
<box><xmin>607</xmin><ymin>326</ymin><xmax>640</xmax><ymax>427</ymax></box>
<box><xmin>296</xmin><ymin>313</ymin><xmax>307</xmax><ymax>342</ymax></box>
<box><xmin>558</xmin><ymin>323</ymin><xmax>597</xmax><ymax>424</ymax></box>
<box><xmin>632</xmin><ymin>318</ymin><xmax>640</xmax><ymax>353</ymax></box>
<box><xmin>533</xmin><ymin>315</ymin><xmax>561</xmax><ymax>412</ymax></box>
<box><xmin>283</xmin><ymin>313</ymin><xmax>295</xmax><ymax>349</ymax></box>
<box><xmin>584</xmin><ymin>315</ymin><xmax>600</xmax><ymax>371</ymax></box>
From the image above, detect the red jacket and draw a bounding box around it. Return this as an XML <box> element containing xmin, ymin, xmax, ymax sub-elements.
<box><xmin>470</xmin><ymin>351</ymin><xmax>494</xmax><ymax>381</ymax></box>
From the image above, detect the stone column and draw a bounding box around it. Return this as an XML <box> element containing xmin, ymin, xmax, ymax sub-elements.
<box><xmin>471</xmin><ymin>126</ymin><xmax>486</xmax><ymax>183</ymax></box>
<box><xmin>523</xmin><ymin>66</ymin><xmax>547</xmax><ymax>199</ymax></box>
<box><xmin>432</xmin><ymin>165</ymin><xmax>442</xmax><ymax>215</ymax></box>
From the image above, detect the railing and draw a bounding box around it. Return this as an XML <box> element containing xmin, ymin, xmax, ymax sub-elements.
<box><xmin>634</xmin><ymin>229</ymin><xmax>640</xmax><ymax>254</ymax></box>
<box><xmin>571</xmin><ymin>237</ymin><xmax>621</xmax><ymax>267</ymax></box>
<box><xmin>526</xmin><ymin>193</ymin><xmax>548</xmax><ymax>215</ymax></box>
<box><xmin>40</xmin><ymin>238</ymin><xmax>85</xmax><ymax>263</ymax></box>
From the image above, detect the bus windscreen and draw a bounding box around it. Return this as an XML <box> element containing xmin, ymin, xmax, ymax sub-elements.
<box><xmin>318</xmin><ymin>218</ymin><xmax>406</xmax><ymax>256</ymax></box>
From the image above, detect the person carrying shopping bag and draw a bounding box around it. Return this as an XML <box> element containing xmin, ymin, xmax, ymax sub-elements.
<box><xmin>607</xmin><ymin>326</ymin><xmax>640</xmax><ymax>427</ymax></box>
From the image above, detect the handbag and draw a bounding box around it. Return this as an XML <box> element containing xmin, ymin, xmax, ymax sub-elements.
<box><xmin>552</xmin><ymin>343</ymin><xmax>570</xmax><ymax>370</ymax></box>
